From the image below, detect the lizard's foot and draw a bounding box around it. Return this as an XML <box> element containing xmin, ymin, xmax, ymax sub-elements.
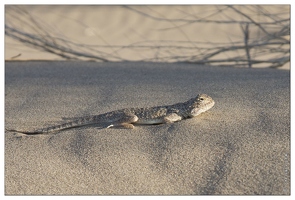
<box><xmin>105</xmin><ymin>123</ymin><xmax>134</xmax><ymax>129</ymax></box>
<box><xmin>121</xmin><ymin>123</ymin><xmax>135</xmax><ymax>129</ymax></box>
<box><xmin>106</xmin><ymin>114</ymin><xmax>138</xmax><ymax>129</ymax></box>
<box><xmin>164</xmin><ymin>113</ymin><xmax>182</xmax><ymax>123</ymax></box>
<box><xmin>106</xmin><ymin>124</ymin><xmax>114</xmax><ymax>129</ymax></box>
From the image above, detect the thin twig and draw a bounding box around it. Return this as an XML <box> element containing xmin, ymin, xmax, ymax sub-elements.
<box><xmin>241</xmin><ymin>23</ymin><xmax>252</xmax><ymax>68</ymax></box>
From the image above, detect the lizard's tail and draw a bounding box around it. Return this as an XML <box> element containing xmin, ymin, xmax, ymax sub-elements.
<box><xmin>5</xmin><ymin>128</ymin><xmax>44</xmax><ymax>135</ymax></box>
<box><xmin>6</xmin><ymin>116</ymin><xmax>101</xmax><ymax>135</ymax></box>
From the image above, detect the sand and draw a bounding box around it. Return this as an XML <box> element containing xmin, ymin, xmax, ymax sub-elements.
<box><xmin>5</xmin><ymin>61</ymin><xmax>290</xmax><ymax>195</ymax></box>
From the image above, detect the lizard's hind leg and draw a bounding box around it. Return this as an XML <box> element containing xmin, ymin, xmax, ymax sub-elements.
<box><xmin>106</xmin><ymin>114</ymin><xmax>138</xmax><ymax>129</ymax></box>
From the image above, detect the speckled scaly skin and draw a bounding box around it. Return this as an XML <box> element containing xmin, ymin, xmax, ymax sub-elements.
<box><xmin>6</xmin><ymin>94</ymin><xmax>215</xmax><ymax>134</ymax></box>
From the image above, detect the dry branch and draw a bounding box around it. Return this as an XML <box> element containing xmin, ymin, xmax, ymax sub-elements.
<box><xmin>5</xmin><ymin>5</ymin><xmax>290</xmax><ymax>68</ymax></box>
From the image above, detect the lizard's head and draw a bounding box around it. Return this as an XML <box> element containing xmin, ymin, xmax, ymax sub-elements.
<box><xmin>189</xmin><ymin>94</ymin><xmax>215</xmax><ymax>117</ymax></box>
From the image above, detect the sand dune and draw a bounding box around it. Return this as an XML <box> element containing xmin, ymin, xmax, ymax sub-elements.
<box><xmin>5</xmin><ymin>61</ymin><xmax>290</xmax><ymax>195</ymax></box>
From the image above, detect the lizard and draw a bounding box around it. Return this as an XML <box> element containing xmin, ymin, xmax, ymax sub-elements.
<box><xmin>5</xmin><ymin>94</ymin><xmax>215</xmax><ymax>135</ymax></box>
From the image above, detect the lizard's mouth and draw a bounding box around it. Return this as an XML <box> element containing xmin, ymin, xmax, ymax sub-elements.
<box><xmin>190</xmin><ymin>101</ymin><xmax>215</xmax><ymax>117</ymax></box>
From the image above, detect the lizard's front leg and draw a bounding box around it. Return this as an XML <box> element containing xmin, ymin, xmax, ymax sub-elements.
<box><xmin>106</xmin><ymin>114</ymin><xmax>139</xmax><ymax>129</ymax></box>
<box><xmin>163</xmin><ymin>113</ymin><xmax>182</xmax><ymax>123</ymax></box>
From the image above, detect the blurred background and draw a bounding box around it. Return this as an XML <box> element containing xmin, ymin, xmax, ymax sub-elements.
<box><xmin>5</xmin><ymin>5</ymin><xmax>290</xmax><ymax>69</ymax></box>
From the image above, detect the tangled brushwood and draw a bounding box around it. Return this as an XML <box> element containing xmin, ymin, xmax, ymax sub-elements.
<box><xmin>5</xmin><ymin>5</ymin><xmax>289</xmax><ymax>68</ymax></box>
